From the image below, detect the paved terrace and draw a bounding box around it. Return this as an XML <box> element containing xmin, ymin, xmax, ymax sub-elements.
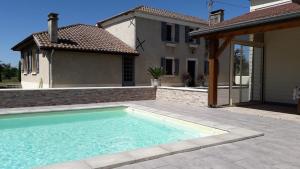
<box><xmin>116</xmin><ymin>100</ymin><xmax>300</xmax><ymax>169</ymax></box>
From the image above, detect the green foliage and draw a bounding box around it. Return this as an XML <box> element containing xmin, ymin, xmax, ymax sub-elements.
<box><xmin>181</xmin><ymin>73</ymin><xmax>192</xmax><ymax>83</ymax></box>
<box><xmin>0</xmin><ymin>61</ymin><xmax>20</xmax><ymax>82</ymax></box>
<box><xmin>234</xmin><ymin>49</ymin><xmax>249</xmax><ymax>76</ymax></box>
<box><xmin>147</xmin><ymin>67</ymin><xmax>164</xmax><ymax>79</ymax></box>
<box><xmin>18</xmin><ymin>61</ymin><xmax>21</xmax><ymax>82</ymax></box>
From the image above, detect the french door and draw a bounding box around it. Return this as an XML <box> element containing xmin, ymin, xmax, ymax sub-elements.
<box><xmin>231</xmin><ymin>44</ymin><xmax>263</xmax><ymax>105</ymax></box>
<box><xmin>122</xmin><ymin>56</ymin><xmax>135</xmax><ymax>86</ymax></box>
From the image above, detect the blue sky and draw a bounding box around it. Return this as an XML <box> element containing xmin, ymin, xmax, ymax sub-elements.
<box><xmin>0</xmin><ymin>0</ymin><xmax>249</xmax><ymax>66</ymax></box>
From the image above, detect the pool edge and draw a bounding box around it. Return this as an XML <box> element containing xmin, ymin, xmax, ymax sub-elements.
<box><xmin>26</xmin><ymin>103</ymin><xmax>264</xmax><ymax>169</ymax></box>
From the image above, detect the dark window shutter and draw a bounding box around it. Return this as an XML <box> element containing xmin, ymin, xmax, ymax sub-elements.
<box><xmin>161</xmin><ymin>57</ymin><xmax>166</xmax><ymax>70</ymax></box>
<box><xmin>161</xmin><ymin>22</ymin><xmax>167</xmax><ymax>41</ymax></box>
<box><xmin>28</xmin><ymin>51</ymin><xmax>32</xmax><ymax>73</ymax></box>
<box><xmin>204</xmin><ymin>60</ymin><xmax>209</xmax><ymax>75</ymax></box>
<box><xmin>175</xmin><ymin>24</ymin><xmax>180</xmax><ymax>43</ymax></box>
<box><xmin>174</xmin><ymin>59</ymin><xmax>179</xmax><ymax>75</ymax></box>
<box><xmin>185</xmin><ymin>26</ymin><xmax>190</xmax><ymax>43</ymax></box>
<box><xmin>36</xmin><ymin>48</ymin><xmax>39</xmax><ymax>74</ymax></box>
<box><xmin>196</xmin><ymin>38</ymin><xmax>201</xmax><ymax>44</ymax></box>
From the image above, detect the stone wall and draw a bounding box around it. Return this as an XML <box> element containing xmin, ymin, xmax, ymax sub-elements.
<box><xmin>156</xmin><ymin>87</ymin><xmax>208</xmax><ymax>106</ymax></box>
<box><xmin>0</xmin><ymin>87</ymin><xmax>156</xmax><ymax>108</ymax></box>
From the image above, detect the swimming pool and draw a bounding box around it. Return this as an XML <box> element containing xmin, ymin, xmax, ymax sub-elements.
<box><xmin>0</xmin><ymin>106</ymin><xmax>226</xmax><ymax>169</ymax></box>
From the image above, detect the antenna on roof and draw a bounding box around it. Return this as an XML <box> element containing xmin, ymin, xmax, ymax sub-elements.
<box><xmin>206</xmin><ymin>0</ymin><xmax>214</xmax><ymax>26</ymax></box>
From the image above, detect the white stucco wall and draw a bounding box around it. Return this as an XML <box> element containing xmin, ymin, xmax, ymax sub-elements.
<box><xmin>51</xmin><ymin>51</ymin><xmax>123</xmax><ymax>88</ymax></box>
<box><xmin>104</xmin><ymin>18</ymin><xmax>136</xmax><ymax>49</ymax></box>
<box><xmin>135</xmin><ymin>17</ymin><xmax>207</xmax><ymax>86</ymax></box>
<box><xmin>264</xmin><ymin>27</ymin><xmax>300</xmax><ymax>104</ymax></box>
<box><xmin>22</xmin><ymin>50</ymin><xmax>50</xmax><ymax>89</ymax></box>
<box><xmin>250</xmin><ymin>0</ymin><xmax>291</xmax><ymax>11</ymax></box>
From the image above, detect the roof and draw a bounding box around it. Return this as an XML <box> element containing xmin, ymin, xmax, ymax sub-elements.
<box><xmin>190</xmin><ymin>2</ymin><xmax>300</xmax><ymax>37</ymax></box>
<box><xmin>12</xmin><ymin>24</ymin><xmax>139</xmax><ymax>56</ymax></box>
<box><xmin>98</xmin><ymin>5</ymin><xmax>208</xmax><ymax>26</ymax></box>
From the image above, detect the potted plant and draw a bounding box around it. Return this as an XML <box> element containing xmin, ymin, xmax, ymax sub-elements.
<box><xmin>197</xmin><ymin>74</ymin><xmax>206</xmax><ymax>86</ymax></box>
<box><xmin>148</xmin><ymin>67</ymin><xmax>164</xmax><ymax>87</ymax></box>
<box><xmin>181</xmin><ymin>73</ymin><xmax>192</xmax><ymax>87</ymax></box>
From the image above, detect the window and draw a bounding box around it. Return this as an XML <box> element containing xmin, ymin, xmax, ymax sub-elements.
<box><xmin>23</xmin><ymin>51</ymin><xmax>29</xmax><ymax>74</ymax></box>
<box><xmin>161</xmin><ymin>57</ymin><xmax>179</xmax><ymax>76</ymax></box>
<box><xmin>28</xmin><ymin>50</ymin><xmax>32</xmax><ymax>73</ymax></box>
<box><xmin>166</xmin><ymin>24</ymin><xmax>172</xmax><ymax>42</ymax></box>
<box><xmin>21</xmin><ymin>48</ymin><xmax>39</xmax><ymax>75</ymax></box>
<box><xmin>165</xmin><ymin>58</ymin><xmax>173</xmax><ymax>75</ymax></box>
<box><xmin>161</xmin><ymin>22</ymin><xmax>180</xmax><ymax>43</ymax></box>
<box><xmin>185</xmin><ymin>26</ymin><xmax>200</xmax><ymax>44</ymax></box>
<box><xmin>31</xmin><ymin>48</ymin><xmax>39</xmax><ymax>74</ymax></box>
<box><xmin>189</xmin><ymin>28</ymin><xmax>197</xmax><ymax>43</ymax></box>
<box><xmin>204</xmin><ymin>60</ymin><xmax>209</xmax><ymax>75</ymax></box>
<box><xmin>32</xmin><ymin>49</ymin><xmax>36</xmax><ymax>73</ymax></box>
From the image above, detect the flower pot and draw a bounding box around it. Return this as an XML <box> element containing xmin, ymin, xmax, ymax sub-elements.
<box><xmin>151</xmin><ymin>79</ymin><xmax>161</xmax><ymax>87</ymax></box>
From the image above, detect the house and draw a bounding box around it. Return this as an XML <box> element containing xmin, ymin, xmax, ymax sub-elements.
<box><xmin>12</xmin><ymin>6</ymin><xmax>209</xmax><ymax>89</ymax></box>
<box><xmin>12</xmin><ymin>13</ymin><xmax>138</xmax><ymax>88</ymax></box>
<box><xmin>191</xmin><ymin>0</ymin><xmax>300</xmax><ymax>107</ymax></box>
<box><xmin>97</xmin><ymin>6</ymin><xmax>209</xmax><ymax>86</ymax></box>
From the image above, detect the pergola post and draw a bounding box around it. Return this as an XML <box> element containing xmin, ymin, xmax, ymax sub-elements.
<box><xmin>208</xmin><ymin>39</ymin><xmax>219</xmax><ymax>107</ymax></box>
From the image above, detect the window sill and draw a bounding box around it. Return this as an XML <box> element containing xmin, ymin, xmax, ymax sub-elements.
<box><xmin>163</xmin><ymin>75</ymin><xmax>177</xmax><ymax>78</ymax></box>
<box><xmin>31</xmin><ymin>72</ymin><xmax>38</xmax><ymax>76</ymax></box>
<box><xmin>188</xmin><ymin>43</ymin><xmax>199</xmax><ymax>48</ymax></box>
<box><xmin>165</xmin><ymin>42</ymin><xmax>177</xmax><ymax>47</ymax></box>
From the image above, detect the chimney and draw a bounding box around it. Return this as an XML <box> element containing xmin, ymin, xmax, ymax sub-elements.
<box><xmin>48</xmin><ymin>13</ymin><xmax>59</xmax><ymax>43</ymax></box>
<box><xmin>209</xmin><ymin>9</ymin><xmax>224</xmax><ymax>25</ymax></box>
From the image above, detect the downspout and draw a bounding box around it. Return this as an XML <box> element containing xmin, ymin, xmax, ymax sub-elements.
<box><xmin>49</xmin><ymin>49</ymin><xmax>55</xmax><ymax>88</ymax></box>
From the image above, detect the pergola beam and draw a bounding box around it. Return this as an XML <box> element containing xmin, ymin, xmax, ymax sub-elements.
<box><xmin>216</xmin><ymin>37</ymin><xmax>233</xmax><ymax>58</ymax></box>
<box><xmin>208</xmin><ymin>39</ymin><xmax>219</xmax><ymax>107</ymax></box>
<box><xmin>207</xmin><ymin>37</ymin><xmax>232</xmax><ymax>107</ymax></box>
<box><xmin>196</xmin><ymin>18</ymin><xmax>300</xmax><ymax>39</ymax></box>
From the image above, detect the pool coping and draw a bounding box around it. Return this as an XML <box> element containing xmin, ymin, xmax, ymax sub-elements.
<box><xmin>0</xmin><ymin>103</ymin><xmax>264</xmax><ymax>169</ymax></box>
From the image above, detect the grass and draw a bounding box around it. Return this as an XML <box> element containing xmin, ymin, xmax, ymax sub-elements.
<box><xmin>0</xmin><ymin>77</ymin><xmax>21</xmax><ymax>88</ymax></box>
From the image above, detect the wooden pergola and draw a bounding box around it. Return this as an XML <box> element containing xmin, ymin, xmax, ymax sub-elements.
<box><xmin>192</xmin><ymin>18</ymin><xmax>300</xmax><ymax>107</ymax></box>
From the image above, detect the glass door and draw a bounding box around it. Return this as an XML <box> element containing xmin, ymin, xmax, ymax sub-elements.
<box><xmin>231</xmin><ymin>44</ymin><xmax>263</xmax><ymax>104</ymax></box>
<box><xmin>122</xmin><ymin>56</ymin><xmax>135</xmax><ymax>86</ymax></box>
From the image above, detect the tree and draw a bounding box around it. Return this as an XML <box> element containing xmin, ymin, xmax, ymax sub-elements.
<box><xmin>0</xmin><ymin>62</ymin><xmax>19</xmax><ymax>82</ymax></box>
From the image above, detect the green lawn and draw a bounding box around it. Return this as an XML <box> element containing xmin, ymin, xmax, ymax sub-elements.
<box><xmin>0</xmin><ymin>77</ymin><xmax>21</xmax><ymax>88</ymax></box>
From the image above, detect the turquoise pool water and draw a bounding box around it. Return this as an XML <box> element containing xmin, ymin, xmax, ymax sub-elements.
<box><xmin>0</xmin><ymin>107</ymin><xmax>206</xmax><ymax>169</ymax></box>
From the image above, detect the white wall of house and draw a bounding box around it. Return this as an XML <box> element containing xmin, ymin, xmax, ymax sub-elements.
<box><xmin>264</xmin><ymin>27</ymin><xmax>300</xmax><ymax>104</ymax></box>
<box><xmin>21</xmin><ymin>48</ymin><xmax>50</xmax><ymax>89</ymax></box>
<box><xmin>102</xmin><ymin>13</ymin><xmax>208</xmax><ymax>86</ymax></box>
<box><xmin>104</xmin><ymin>18</ymin><xmax>136</xmax><ymax>49</ymax></box>
<box><xmin>250</xmin><ymin>0</ymin><xmax>292</xmax><ymax>11</ymax></box>
<box><xmin>51</xmin><ymin>51</ymin><xmax>123</xmax><ymax>88</ymax></box>
<box><xmin>135</xmin><ymin>17</ymin><xmax>207</xmax><ymax>86</ymax></box>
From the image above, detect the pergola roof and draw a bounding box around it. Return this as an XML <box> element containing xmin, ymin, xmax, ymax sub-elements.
<box><xmin>190</xmin><ymin>2</ymin><xmax>300</xmax><ymax>38</ymax></box>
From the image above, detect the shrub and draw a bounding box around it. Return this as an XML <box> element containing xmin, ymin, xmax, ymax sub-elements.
<box><xmin>147</xmin><ymin>67</ymin><xmax>164</xmax><ymax>79</ymax></box>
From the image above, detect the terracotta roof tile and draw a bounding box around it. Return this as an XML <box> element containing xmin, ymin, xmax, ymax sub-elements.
<box><xmin>213</xmin><ymin>2</ymin><xmax>300</xmax><ymax>28</ymax></box>
<box><xmin>136</xmin><ymin>6</ymin><xmax>208</xmax><ymax>25</ymax></box>
<box><xmin>14</xmin><ymin>24</ymin><xmax>139</xmax><ymax>55</ymax></box>
<box><xmin>98</xmin><ymin>5</ymin><xmax>208</xmax><ymax>25</ymax></box>
<box><xmin>191</xmin><ymin>2</ymin><xmax>300</xmax><ymax>36</ymax></box>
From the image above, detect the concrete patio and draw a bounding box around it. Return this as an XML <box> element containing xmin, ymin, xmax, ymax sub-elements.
<box><xmin>115</xmin><ymin>100</ymin><xmax>300</xmax><ymax>169</ymax></box>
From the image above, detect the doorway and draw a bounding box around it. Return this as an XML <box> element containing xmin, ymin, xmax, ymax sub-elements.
<box><xmin>231</xmin><ymin>44</ymin><xmax>263</xmax><ymax>105</ymax></box>
<box><xmin>122</xmin><ymin>56</ymin><xmax>135</xmax><ymax>86</ymax></box>
<box><xmin>187</xmin><ymin>59</ymin><xmax>197</xmax><ymax>87</ymax></box>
